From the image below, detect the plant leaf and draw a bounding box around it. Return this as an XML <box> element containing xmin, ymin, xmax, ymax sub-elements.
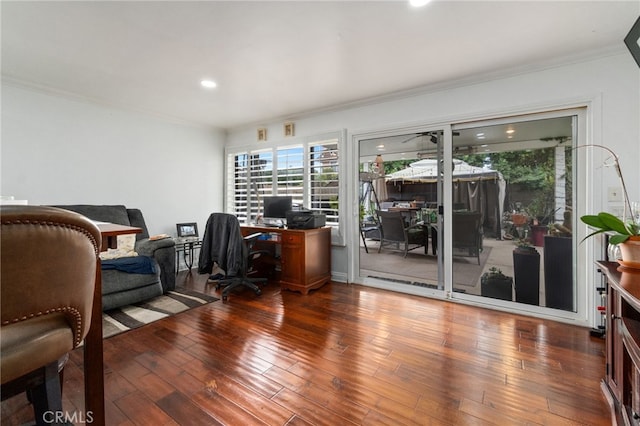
<box><xmin>580</xmin><ymin>228</ymin><xmax>607</xmax><ymax>243</ymax></box>
<box><xmin>598</xmin><ymin>212</ymin><xmax>629</xmax><ymax>235</ymax></box>
<box><xmin>580</xmin><ymin>214</ymin><xmax>611</xmax><ymax>230</ymax></box>
<box><xmin>610</xmin><ymin>234</ymin><xmax>631</xmax><ymax>245</ymax></box>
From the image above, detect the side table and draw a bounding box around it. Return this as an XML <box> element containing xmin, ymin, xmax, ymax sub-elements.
<box><xmin>174</xmin><ymin>237</ymin><xmax>202</xmax><ymax>274</ymax></box>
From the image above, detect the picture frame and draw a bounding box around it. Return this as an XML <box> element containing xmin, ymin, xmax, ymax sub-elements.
<box><xmin>284</xmin><ymin>122</ymin><xmax>295</xmax><ymax>137</ymax></box>
<box><xmin>257</xmin><ymin>128</ymin><xmax>267</xmax><ymax>141</ymax></box>
<box><xmin>176</xmin><ymin>222</ymin><xmax>199</xmax><ymax>238</ymax></box>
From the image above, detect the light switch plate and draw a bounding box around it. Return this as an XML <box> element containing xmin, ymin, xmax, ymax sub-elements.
<box><xmin>608</xmin><ymin>187</ymin><xmax>623</xmax><ymax>202</ymax></box>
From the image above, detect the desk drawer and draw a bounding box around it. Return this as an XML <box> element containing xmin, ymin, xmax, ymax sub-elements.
<box><xmin>282</xmin><ymin>233</ymin><xmax>303</xmax><ymax>246</ymax></box>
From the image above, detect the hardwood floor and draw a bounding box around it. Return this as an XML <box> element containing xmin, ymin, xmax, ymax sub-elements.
<box><xmin>3</xmin><ymin>271</ymin><xmax>611</xmax><ymax>425</ymax></box>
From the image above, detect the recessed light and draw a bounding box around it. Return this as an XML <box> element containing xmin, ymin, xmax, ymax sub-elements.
<box><xmin>506</xmin><ymin>129</ymin><xmax>515</xmax><ymax>134</ymax></box>
<box><xmin>409</xmin><ymin>0</ymin><xmax>431</xmax><ymax>7</ymax></box>
<box><xmin>200</xmin><ymin>79</ymin><xmax>217</xmax><ymax>89</ymax></box>
<box><xmin>481</xmin><ymin>144</ymin><xmax>488</xmax><ymax>147</ymax></box>
<box><xmin>476</xmin><ymin>133</ymin><xmax>485</xmax><ymax>138</ymax></box>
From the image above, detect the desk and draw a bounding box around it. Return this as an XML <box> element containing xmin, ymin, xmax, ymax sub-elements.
<box><xmin>241</xmin><ymin>226</ymin><xmax>331</xmax><ymax>294</ymax></box>
<box><xmin>88</xmin><ymin>223</ymin><xmax>141</xmax><ymax>425</ymax></box>
<box><xmin>174</xmin><ymin>237</ymin><xmax>202</xmax><ymax>273</ymax></box>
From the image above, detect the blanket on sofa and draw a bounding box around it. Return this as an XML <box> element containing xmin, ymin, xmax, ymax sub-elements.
<box><xmin>101</xmin><ymin>256</ymin><xmax>156</xmax><ymax>274</ymax></box>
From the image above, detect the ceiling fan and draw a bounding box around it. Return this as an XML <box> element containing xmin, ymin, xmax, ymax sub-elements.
<box><xmin>400</xmin><ymin>131</ymin><xmax>460</xmax><ymax>144</ymax></box>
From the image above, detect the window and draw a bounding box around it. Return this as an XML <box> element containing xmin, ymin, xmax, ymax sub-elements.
<box><xmin>309</xmin><ymin>140</ymin><xmax>339</xmax><ymax>226</ymax></box>
<box><xmin>225</xmin><ymin>131</ymin><xmax>343</xmax><ymax>243</ymax></box>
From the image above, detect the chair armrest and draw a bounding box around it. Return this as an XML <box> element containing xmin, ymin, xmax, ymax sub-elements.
<box><xmin>135</xmin><ymin>237</ymin><xmax>176</xmax><ymax>293</ymax></box>
<box><xmin>406</xmin><ymin>223</ymin><xmax>425</xmax><ymax>231</ymax></box>
<box><xmin>135</xmin><ymin>237</ymin><xmax>175</xmax><ymax>256</ymax></box>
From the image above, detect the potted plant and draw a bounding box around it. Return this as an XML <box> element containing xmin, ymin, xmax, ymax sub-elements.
<box><xmin>544</xmin><ymin>210</ymin><xmax>574</xmax><ymax>310</ymax></box>
<box><xmin>526</xmin><ymin>195</ymin><xmax>559</xmax><ymax>247</ymax></box>
<box><xmin>581</xmin><ymin>211</ymin><xmax>640</xmax><ymax>267</ymax></box>
<box><xmin>578</xmin><ymin>145</ymin><xmax>640</xmax><ymax>268</ymax></box>
<box><xmin>481</xmin><ymin>267</ymin><xmax>513</xmax><ymax>301</ymax></box>
<box><xmin>513</xmin><ymin>239</ymin><xmax>540</xmax><ymax>305</ymax></box>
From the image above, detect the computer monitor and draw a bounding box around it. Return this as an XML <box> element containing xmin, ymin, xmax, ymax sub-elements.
<box><xmin>263</xmin><ymin>195</ymin><xmax>293</xmax><ymax>220</ymax></box>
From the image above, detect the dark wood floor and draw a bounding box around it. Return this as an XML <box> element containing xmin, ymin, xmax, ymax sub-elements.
<box><xmin>3</xmin><ymin>271</ymin><xmax>611</xmax><ymax>425</ymax></box>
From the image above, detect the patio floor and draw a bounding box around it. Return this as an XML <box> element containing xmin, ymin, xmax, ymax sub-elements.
<box><xmin>359</xmin><ymin>237</ymin><xmax>550</xmax><ymax>305</ymax></box>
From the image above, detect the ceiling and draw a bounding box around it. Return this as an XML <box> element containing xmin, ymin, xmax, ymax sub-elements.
<box><xmin>360</xmin><ymin>116</ymin><xmax>573</xmax><ymax>160</ymax></box>
<box><xmin>2</xmin><ymin>1</ymin><xmax>638</xmax><ymax>130</ymax></box>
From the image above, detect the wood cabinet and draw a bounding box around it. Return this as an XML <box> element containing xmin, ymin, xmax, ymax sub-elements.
<box><xmin>242</xmin><ymin>226</ymin><xmax>331</xmax><ymax>295</ymax></box>
<box><xmin>597</xmin><ymin>261</ymin><xmax>640</xmax><ymax>425</ymax></box>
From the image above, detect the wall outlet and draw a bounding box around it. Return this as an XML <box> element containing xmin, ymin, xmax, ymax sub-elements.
<box><xmin>608</xmin><ymin>186</ymin><xmax>623</xmax><ymax>202</ymax></box>
<box><xmin>610</xmin><ymin>206</ymin><xmax>624</xmax><ymax>218</ymax></box>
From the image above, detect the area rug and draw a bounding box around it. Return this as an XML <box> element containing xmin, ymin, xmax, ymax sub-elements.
<box><xmin>452</xmin><ymin>246</ymin><xmax>492</xmax><ymax>287</ymax></box>
<box><xmin>102</xmin><ymin>287</ymin><xmax>219</xmax><ymax>338</ymax></box>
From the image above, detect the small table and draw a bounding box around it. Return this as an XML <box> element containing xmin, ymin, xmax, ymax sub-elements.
<box><xmin>174</xmin><ymin>237</ymin><xmax>202</xmax><ymax>274</ymax></box>
<box><xmin>87</xmin><ymin>223</ymin><xmax>141</xmax><ymax>425</ymax></box>
<box><xmin>96</xmin><ymin>222</ymin><xmax>141</xmax><ymax>251</ymax></box>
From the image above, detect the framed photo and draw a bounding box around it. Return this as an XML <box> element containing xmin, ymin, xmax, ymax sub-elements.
<box><xmin>284</xmin><ymin>122</ymin><xmax>295</xmax><ymax>137</ymax></box>
<box><xmin>176</xmin><ymin>222</ymin><xmax>198</xmax><ymax>238</ymax></box>
<box><xmin>257</xmin><ymin>128</ymin><xmax>267</xmax><ymax>141</ymax></box>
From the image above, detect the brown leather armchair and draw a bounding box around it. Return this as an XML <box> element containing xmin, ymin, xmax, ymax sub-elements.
<box><xmin>1</xmin><ymin>205</ymin><xmax>101</xmax><ymax>425</ymax></box>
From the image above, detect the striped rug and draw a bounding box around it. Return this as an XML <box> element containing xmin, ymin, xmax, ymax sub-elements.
<box><xmin>102</xmin><ymin>287</ymin><xmax>218</xmax><ymax>338</ymax></box>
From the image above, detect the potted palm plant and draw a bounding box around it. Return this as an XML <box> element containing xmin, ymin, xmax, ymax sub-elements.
<box><xmin>526</xmin><ymin>195</ymin><xmax>559</xmax><ymax>247</ymax></box>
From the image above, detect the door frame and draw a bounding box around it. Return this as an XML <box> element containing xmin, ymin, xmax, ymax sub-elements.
<box><xmin>349</xmin><ymin>103</ymin><xmax>595</xmax><ymax>327</ymax></box>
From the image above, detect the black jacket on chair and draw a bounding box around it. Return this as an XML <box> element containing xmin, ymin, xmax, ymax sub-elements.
<box><xmin>198</xmin><ymin>213</ymin><xmax>244</xmax><ymax>277</ymax></box>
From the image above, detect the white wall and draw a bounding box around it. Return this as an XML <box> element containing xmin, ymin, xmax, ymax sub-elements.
<box><xmin>1</xmin><ymin>83</ymin><xmax>225</xmax><ymax>239</ymax></box>
<box><xmin>3</xmin><ymin>51</ymin><xmax>638</xmax><ymax>280</ymax></box>
<box><xmin>226</xmin><ymin>51</ymin><xmax>640</xmax><ymax>279</ymax></box>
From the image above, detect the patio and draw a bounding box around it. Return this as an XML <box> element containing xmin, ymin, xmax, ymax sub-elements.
<box><xmin>360</xmin><ymin>237</ymin><xmax>551</xmax><ymax>305</ymax></box>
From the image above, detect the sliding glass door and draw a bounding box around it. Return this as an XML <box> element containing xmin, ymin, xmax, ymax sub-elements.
<box><xmin>358</xmin><ymin>128</ymin><xmax>445</xmax><ymax>292</ymax></box>
<box><xmin>355</xmin><ymin>108</ymin><xmax>587</xmax><ymax>321</ymax></box>
<box><xmin>450</xmin><ymin>113</ymin><xmax>579</xmax><ymax>312</ymax></box>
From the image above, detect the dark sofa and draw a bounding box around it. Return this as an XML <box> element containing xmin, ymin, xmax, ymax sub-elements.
<box><xmin>53</xmin><ymin>205</ymin><xmax>175</xmax><ymax>310</ymax></box>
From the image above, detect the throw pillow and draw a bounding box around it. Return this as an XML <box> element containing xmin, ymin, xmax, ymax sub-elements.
<box><xmin>99</xmin><ymin>233</ymin><xmax>138</xmax><ymax>260</ymax></box>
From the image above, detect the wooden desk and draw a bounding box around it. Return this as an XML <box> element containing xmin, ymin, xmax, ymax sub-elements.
<box><xmin>87</xmin><ymin>223</ymin><xmax>141</xmax><ymax>425</ymax></box>
<box><xmin>597</xmin><ymin>261</ymin><xmax>640</xmax><ymax>425</ymax></box>
<box><xmin>242</xmin><ymin>226</ymin><xmax>331</xmax><ymax>295</ymax></box>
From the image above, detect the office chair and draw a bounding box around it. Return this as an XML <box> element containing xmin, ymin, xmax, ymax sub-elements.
<box><xmin>198</xmin><ymin>213</ymin><xmax>268</xmax><ymax>301</ymax></box>
<box><xmin>1</xmin><ymin>205</ymin><xmax>102</xmax><ymax>425</ymax></box>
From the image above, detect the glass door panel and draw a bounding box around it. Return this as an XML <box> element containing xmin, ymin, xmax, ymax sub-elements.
<box><xmin>450</xmin><ymin>116</ymin><xmax>576</xmax><ymax>312</ymax></box>
<box><xmin>358</xmin><ymin>129</ymin><xmax>444</xmax><ymax>290</ymax></box>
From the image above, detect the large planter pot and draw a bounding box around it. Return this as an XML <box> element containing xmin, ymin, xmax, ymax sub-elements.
<box><xmin>481</xmin><ymin>275</ymin><xmax>513</xmax><ymax>301</ymax></box>
<box><xmin>530</xmin><ymin>225</ymin><xmax>548</xmax><ymax>247</ymax></box>
<box><xmin>544</xmin><ymin>235</ymin><xmax>573</xmax><ymax>311</ymax></box>
<box><xmin>513</xmin><ymin>246</ymin><xmax>540</xmax><ymax>305</ymax></box>
<box><xmin>619</xmin><ymin>236</ymin><xmax>640</xmax><ymax>269</ymax></box>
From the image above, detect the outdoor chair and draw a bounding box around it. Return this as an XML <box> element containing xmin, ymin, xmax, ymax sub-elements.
<box><xmin>452</xmin><ymin>211</ymin><xmax>483</xmax><ymax>264</ymax></box>
<box><xmin>376</xmin><ymin>210</ymin><xmax>427</xmax><ymax>257</ymax></box>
